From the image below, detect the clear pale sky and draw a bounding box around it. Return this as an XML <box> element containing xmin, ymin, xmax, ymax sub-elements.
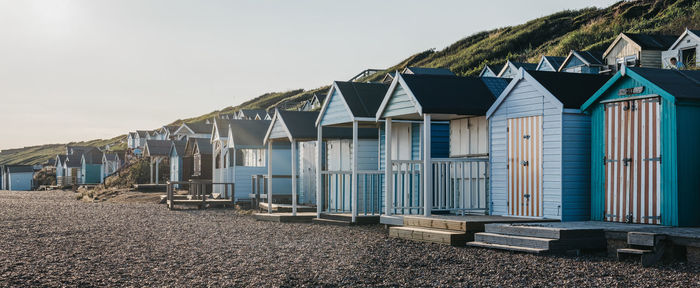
<box><xmin>0</xmin><ymin>0</ymin><xmax>618</xmax><ymax>150</ymax></box>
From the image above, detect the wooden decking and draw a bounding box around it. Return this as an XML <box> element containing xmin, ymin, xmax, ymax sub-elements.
<box><xmin>258</xmin><ymin>202</ymin><xmax>316</xmax><ymax>213</ymax></box>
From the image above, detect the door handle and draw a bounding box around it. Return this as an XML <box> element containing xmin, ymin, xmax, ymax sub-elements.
<box><xmin>520</xmin><ymin>160</ymin><xmax>529</xmax><ymax>166</ymax></box>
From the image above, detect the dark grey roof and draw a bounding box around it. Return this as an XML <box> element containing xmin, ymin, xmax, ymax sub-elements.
<box><xmin>629</xmin><ymin>67</ymin><xmax>700</xmax><ymax>101</ymax></box>
<box><xmin>7</xmin><ymin>165</ymin><xmax>34</xmax><ymax>173</ymax></box>
<box><xmin>65</xmin><ymin>154</ymin><xmax>82</xmax><ymax>168</ymax></box>
<box><xmin>230</xmin><ymin>120</ymin><xmax>271</xmax><ymax>147</ymax></box>
<box><xmin>56</xmin><ymin>155</ymin><xmax>67</xmax><ymax>165</ymax></box>
<box><xmin>129</xmin><ymin>132</ymin><xmax>137</xmax><ymax>138</ymax></box>
<box><xmin>239</xmin><ymin>109</ymin><xmax>267</xmax><ymax>119</ymax></box>
<box><xmin>511</xmin><ymin>61</ymin><xmax>538</xmax><ymax>71</ymax></box>
<box><xmin>543</xmin><ymin>56</ymin><xmax>566</xmax><ymax>70</ymax></box>
<box><xmin>485</xmin><ymin>64</ymin><xmax>501</xmax><ymax>74</ymax></box>
<box><xmin>275</xmin><ymin>110</ymin><xmax>375</xmax><ymax>140</ymax></box>
<box><xmin>185</xmin><ymin>121</ymin><xmax>213</xmax><ymax>134</ymax></box>
<box><xmin>690</xmin><ymin>30</ymin><xmax>700</xmax><ymax>36</ymax></box>
<box><xmin>480</xmin><ymin>77</ymin><xmax>512</xmax><ymax>97</ymax></box>
<box><xmin>136</xmin><ymin>130</ymin><xmax>149</xmax><ymax>138</ymax></box>
<box><xmin>214</xmin><ymin>119</ymin><xmax>236</xmax><ymax>138</ymax></box>
<box><xmin>624</xmin><ymin>33</ymin><xmax>677</xmax><ymax>50</ymax></box>
<box><xmin>82</xmin><ymin>154</ymin><xmax>102</xmax><ymax>164</ymax></box>
<box><xmin>399</xmin><ymin>74</ymin><xmax>500</xmax><ymax>115</ymax></box>
<box><xmin>405</xmin><ymin>67</ymin><xmax>455</xmax><ymax>76</ymax></box>
<box><xmin>334</xmin><ymin>81</ymin><xmax>390</xmax><ymax>118</ymax></box>
<box><xmin>576</xmin><ymin>50</ymin><xmax>604</xmax><ymax>65</ymax></box>
<box><xmin>527</xmin><ymin>71</ymin><xmax>611</xmax><ymax>108</ymax></box>
<box><xmin>144</xmin><ymin>140</ymin><xmax>173</xmax><ymax>157</ymax></box>
<box><xmin>170</xmin><ymin>140</ymin><xmax>187</xmax><ymax>156</ymax></box>
<box><xmin>163</xmin><ymin>125</ymin><xmax>179</xmax><ymax>134</ymax></box>
<box><xmin>193</xmin><ymin>138</ymin><xmax>212</xmax><ymax>155</ymax></box>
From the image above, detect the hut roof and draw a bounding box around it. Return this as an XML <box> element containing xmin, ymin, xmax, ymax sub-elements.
<box><xmin>144</xmin><ymin>140</ymin><xmax>173</xmax><ymax>157</ymax></box>
<box><xmin>229</xmin><ymin>120</ymin><xmax>271</xmax><ymax>147</ymax></box>
<box><xmin>629</xmin><ymin>67</ymin><xmax>700</xmax><ymax>101</ymax></box>
<box><xmin>527</xmin><ymin>71</ymin><xmax>610</xmax><ymax>108</ymax></box>
<box><xmin>393</xmin><ymin>74</ymin><xmax>501</xmax><ymax>115</ymax></box>
<box><xmin>333</xmin><ymin>81</ymin><xmax>390</xmax><ymax>118</ymax></box>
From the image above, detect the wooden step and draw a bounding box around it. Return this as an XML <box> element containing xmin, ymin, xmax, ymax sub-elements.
<box><xmin>467</xmin><ymin>241</ymin><xmax>548</xmax><ymax>254</ymax></box>
<box><xmin>617</xmin><ymin>248</ymin><xmax>653</xmax><ymax>255</ymax></box>
<box><xmin>484</xmin><ymin>224</ymin><xmax>605</xmax><ymax>240</ymax></box>
<box><xmin>319</xmin><ymin>213</ymin><xmax>379</xmax><ymax>224</ymax></box>
<box><xmin>389</xmin><ymin>226</ymin><xmax>467</xmax><ymax>246</ymax></box>
<box><xmin>474</xmin><ymin>232</ymin><xmax>555</xmax><ymax>250</ymax></box>
<box><xmin>628</xmin><ymin>232</ymin><xmax>666</xmax><ymax>247</ymax></box>
<box><xmin>312</xmin><ymin>218</ymin><xmax>353</xmax><ymax>226</ymax></box>
<box><xmin>402</xmin><ymin>216</ymin><xmax>467</xmax><ymax>232</ymax></box>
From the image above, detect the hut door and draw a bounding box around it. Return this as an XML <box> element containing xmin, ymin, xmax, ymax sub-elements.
<box><xmin>507</xmin><ymin>116</ymin><xmax>542</xmax><ymax>217</ymax></box>
<box><xmin>604</xmin><ymin>98</ymin><xmax>661</xmax><ymax>224</ymax></box>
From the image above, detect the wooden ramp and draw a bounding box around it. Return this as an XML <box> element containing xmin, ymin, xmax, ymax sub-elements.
<box><xmin>389</xmin><ymin>215</ymin><xmax>558</xmax><ymax>247</ymax></box>
<box><xmin>254</xmin><ymin>212</ymin><xmax>316</xmax><ymax>223</ymax></box>
<box><xmin>258</xmin><ymin>202</ymin><xmax>316</xmax><ymax>213</ymax></box>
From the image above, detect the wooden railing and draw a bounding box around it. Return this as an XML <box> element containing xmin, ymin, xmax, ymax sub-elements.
<box><xmin>321</xmin><ymin>170</ymin><xmax>383</xmax><ymax>216</ymax></box>
<box><xmin>166</xmin><ymin>180</ymin><xmax>234</xmax><ymax>210</ymax></box>
<box><xmin>249</xmin><ymin>174</ymin><xmax>297</xmax><ymax>208</ymax></box>
<box><xmin>431</xmin><ymin>157</ymin><xmax>489</xmax><ymax>215</ymax></box>
<box><xmin>390</xmin><ymin>160</ymin><xmax>423</xmax><ymax>215</ymax></box>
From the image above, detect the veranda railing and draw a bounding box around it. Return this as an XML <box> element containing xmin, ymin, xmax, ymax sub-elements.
<box><xmin>431</xmin><ymin>157</ymin><xmax>489</xmax><ymax>215</ymax></box>
<box><xmin>321</xmin><ymin>170</ymin><xmax>383</xmax><ymax>215</ymax></box>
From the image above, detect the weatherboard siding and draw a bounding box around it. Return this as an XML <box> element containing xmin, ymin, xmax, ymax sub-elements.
<box><xmin>320</xmin><ymin>89</ymin><xmax>353</xmax><ymax>126</ymax></box>
<box><xmin>8</xmin><ymin>172</ymin><xmax>33</xmax><ymax>191</ymax></box>
<box><xmin>268</xmin><ymin>122</ymin><xmax>289</xmax><ymax>140</ymax></box>
<box><xmin>489</xmin><ymin>79</ymin><xmax>563</xmax><ymax>219</ymax></box>
<box><xmin>640</xmin><ymin>50</ymin><xmax>663</xmax><ymax>68</ymax></box>
<box><xmin>561</xmin><ymin>112</ymin><xmax>591</xmax><ymax>221</ymax></box>
<box><xmin>383</xmin><ymin>85</ymin><xmax>418</xmax><ymax>117</ymax></box>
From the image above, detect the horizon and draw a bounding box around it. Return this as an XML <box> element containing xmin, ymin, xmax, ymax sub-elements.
<box><xmin>0</xmin><ymin>0</ymin><xmax>618</xmax><ymax>150</ymax></box>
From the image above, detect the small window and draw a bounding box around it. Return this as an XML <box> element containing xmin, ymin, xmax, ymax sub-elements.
<box><xmin>682</xmin><ymin>48</ymin><xmax>696</xmax><ymax>68</ymax></box>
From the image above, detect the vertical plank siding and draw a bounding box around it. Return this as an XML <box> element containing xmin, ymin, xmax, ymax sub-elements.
<box><xmin>507</xmin><ymin>116</ymin><xmax>542</xmax><ymax>217</ymax></box>
<box><xmin>561</xmin><ymin>112</ymin><xmax>592</xmax><ymax>221</ymax></box>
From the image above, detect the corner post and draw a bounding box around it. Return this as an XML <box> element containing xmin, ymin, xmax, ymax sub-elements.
<box><xmin>385</xmin><ymin>118</ymin><xmax>393</xmax><ymax>216</ymax></box>
<box><xmin>423</xmin><ymin>114</ymin><xmax>432</xmax><ymax>217</ymax></box>
<box><xmin>291</xmin><ymin>139</ymin><xmax>297</xmax><ymax>216</ymax></box>
<box><xmin>267</xmin><ymin>139</ymin><xmax>273</xmax><ymax>214</ymax></box>
<box><xmin>316</xmin><ymin>125</ymin><xmax>323</xmax><ymax>219</ymax></box>
<box><xmin>351</xmin><ymin>120</ymin><xmax>359</xmax><ymax>223</ymax></box>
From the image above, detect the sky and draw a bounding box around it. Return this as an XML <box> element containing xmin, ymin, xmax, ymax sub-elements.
<box><xmin>0</xmin><ymin>0</ymin><xmax>618</xmax><ymax>150</ymax></box>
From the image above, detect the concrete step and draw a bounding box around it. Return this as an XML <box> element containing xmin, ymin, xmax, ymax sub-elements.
<box><xmin>484</xmin><ymin>224</ymin><xmax>605</xmax><ymax>240</ymax></box>
<box><xmin>467</xmin><ymin>241</ymin><xmax>548</xmax><ymax>254</ymax></box>
<box><xmin>474</xmin><ymin>232</ymin><xmax>555</xmax><ymax>250</ymax></box>
<box><xmin>312</xmin><ymin>218</ymin><xmax>353</xmax><ymax>226</ymax></box>
<box><xmin>403</xmin><ymin>216</ymin><xmax>467</xmax><ymax>232</ymax></box>
<box><xmin>389</xmin><ymin>226</ymin><xmax>467</xmax><ymax>246</ymax></box>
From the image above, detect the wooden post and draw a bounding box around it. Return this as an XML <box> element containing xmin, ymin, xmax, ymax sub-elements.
<box><xmin>155</xmin><ymin>158</ymin><xmax>160</xmax><ymax>184</ymax></box>
<box><xmin>267</xmin><ymin>140</ymin><xmax>273</xmax><ymax>214</ymax></box>
<box><xmin>291</xmin><ymin>140</ymin><xmax>297</xmax><ymax>216</ymax></box>
<box><xmin>385</xmin><ymin>118</ymin><xmax>393</xmax><ymax>216</ymax></box>
<box><xmin>316</xmin><ymin>125</ymin><xmax>322</xmax><ymax>219</ymax></box>
<box><xmin>150</xmin><ymin>159</ymin><xmax>154</xmax><ymax>184</ymax></box>
<box><xmin>423</xmin><ymin>114</ymin><xmax>432</xmax><ymax>217</ymax></box>
<box><xmin>351</xmin><ymin>121</ymin><xmax>358</xmax><ymax>223</ymax></box>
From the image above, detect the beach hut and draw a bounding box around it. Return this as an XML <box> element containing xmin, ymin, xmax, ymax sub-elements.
<box><xmin>172</xmin><ymin>121</ymin><xmax>213</xmax><ymax>141</ymax></box>
<box><xmin>375</xmin><ymin>73</ymin><xmax>508</xmax><ymax>224</ymax></box>
<box><xmin>603</xmin><ymin>32</ymin><xmax>677</xmax><ymax>72</ymax></box>
<box><xmin>486</xmin><ymin>69</ymin><xmax>610</xmax><ymax>221</ymax></box>
<box><xmin>55</xmin><ymin>155</ymin><xmax>67</xmax><ymax>186</ymax></box>
<box><xmin>535</xmin><ymin>56</ymin><xmax>566</xmax><ymax>72</ymax></box>
<box><xmin>63</xmin><ymin>154</ymin><xmax>82</xmax><ymax>185</ymax></box>
<box><xmin>189</xmin><ymin>138</ymin><xmax>213</xmax><ymax>180</ymax></box>
<box><xmin>143</xmin><ymin>140</ymin><xmax>173</xmax><ymax>184</ymax></box>
<box><xmin>225</xmin><ymin>120</ymin><xmax>271</xmax><ymax>201</ymax></box>
<box><xmin>498</xmin><ymin>60</ymin><xmax>537</xmax><ymax>78</ymax></box>
<box><xmin>581</xmin><ymin>66</ymin><xmax>700</xmax><ymax>226</ymax></box>
<box><xmin>315</xmin><ymin>81</ymin><xmax>389</xmax><ymax>222</ymax></box>
<box><xmin>127</xmin><ymin>132</ymin><xmax>138</xmax><ymax>149</ymax></box>
<box><xmin>80</xmin><ymin>153</ymin><xmax>102</xmax><ymax>184</ymax></box>
<box><xmin>263</xmin><ymin>110</ymin><xmax>326</xmax><ymax>214</ymax></box>
<box><xmin>101</xmin><ymin>152</ymin><xmax>121</xmax><ymax>183</ymax></box>
<box><xmin>662</xmin><ymin>28</ymin><xmax>700</xmax><ymax>69</ymax></box>
<box><xmin>479</xmin><ymin>64</ymin><xmax>501</xmax><ymax>77</ymax></box>
<box><xmin>168</xmin><ymin>140</ymin><xmax>187</xmax><ymax>186</ymax></box>
<box><xmin>4</xmin><ymin>165</ymin><xmax>35</xmax><ymax>191</ymax></box>
<box><xmin>558</xmin><ymin>50</ymin><xmax>606</xmax><ymax>74</ymax></box>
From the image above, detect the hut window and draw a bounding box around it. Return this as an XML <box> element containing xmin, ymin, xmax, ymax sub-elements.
<box><xmin>193</xmin><ymin>153</ymin><xmax>201</xmax><ymax>176</ymax></box>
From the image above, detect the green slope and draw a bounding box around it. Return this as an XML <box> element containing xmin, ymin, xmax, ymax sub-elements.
<box><xmin>2</xmin><ymin>0</ymin><xmax>697</xmax><ymax>165</ymax></box>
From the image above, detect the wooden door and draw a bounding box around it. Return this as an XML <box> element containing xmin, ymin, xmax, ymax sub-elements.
<box><xmin>604</xmin><ymin>98</ymin><xmax>661</xmax><ymax>224</ymax></box>
<box><xmin>507</xmin><ymin>116</ymin><xmax>542</xmax><ymax>217</ymax></box>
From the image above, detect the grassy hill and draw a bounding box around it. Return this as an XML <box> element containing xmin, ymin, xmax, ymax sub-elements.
<box><xmin>1</xmin><ymin>0</ymin><xmax>697</xmax><ymax>166</ymax></box>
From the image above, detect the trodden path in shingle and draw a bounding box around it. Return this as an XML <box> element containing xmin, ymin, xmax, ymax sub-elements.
<box><xmin>1</xmin><ymin>190</ymin><xmax>699</xmax><ymax>287</ymax></box>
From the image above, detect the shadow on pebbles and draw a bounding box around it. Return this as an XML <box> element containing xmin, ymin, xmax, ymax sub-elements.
<box><xmin>0</xmin><ymin>190</ymin><xmax>699</xmax><ymax>287</ymax></box>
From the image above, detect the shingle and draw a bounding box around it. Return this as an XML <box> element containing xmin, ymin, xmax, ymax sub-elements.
<box><xmin>230</xmin><ymin>120</ymin><xmax>271</xmax><ymax>147</ymax></box>
<box><xmin>144</xmin><ymin>140</ymin><xmax>173</xmax><ymax>157</ymax></box>
<box><xmin>577</xmin><ymin>50</ymin><xmax>604</xmax><ymax>65</ymax></box>
<box><xmin>170</xmin><ymin>140</ymin><xmax>187</xmax><ymax>156</ymax></box>
<box><xmin>625</xmin><ymin>33</ymin><xmax>677</xmax><ymax>50</ymax></box>
<box><xmin>185</xmin><ymin>121</ymin><xmax>213</xmax><ymax>134</ymax></box>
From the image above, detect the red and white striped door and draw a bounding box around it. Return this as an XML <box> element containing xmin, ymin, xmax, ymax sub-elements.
<box><xmin>604</xmin><ymin>98</ymin><xmax>661</xmax><ymax>224</ymax></box>
<box><xmin>507</xmin><ymin>116</ymin><xmax>542</xmax><ymax>217</ymax></box>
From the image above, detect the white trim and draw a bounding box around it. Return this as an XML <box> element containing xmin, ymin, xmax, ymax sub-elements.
<box><xmin>173</xmin><ymin>124</ymin><xmax>195</xmax><ymax>136</ymax></box>
<box><xmin>535</xmin><ymin>56</ymin><xmax>550</xmax><ymax>71</ymax></box>
<box><xmin>603</xmin><ymin>33</ymin><xmax>643</xmax><ymax>60</ymax></box>
<box><xmin>375</xmin><ymin>73</ymin><xmax>423</xmax><ymax>120</ymax></box>
<box><xmin>315</xmin><ymin>81</ymin><xmax>356</xmax><ymax>127</ymax></box>
<box><xmin>263</xmin><ymin>108</ymin><xmax>294</xmax><ymax>144</ymax></box>
<box><xmin>315</xmin><ymin>83</ymin><xmax>336</xmax><ymax>127</ymax></box>
<box><xmin>669</xmin><ymin>28</ymin><xmax>700</xmax><ymax>50</ymax></box>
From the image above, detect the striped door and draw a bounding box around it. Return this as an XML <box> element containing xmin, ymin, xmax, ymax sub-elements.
<box><xmin>604</xmin><ymin>97</ymin><xmax>661</xmax><ymax>224</ymax></box>
<box><xmin>507</xmin><ymin>116</ymin><xmax>542</xmax><ymax>217</ymax></box>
